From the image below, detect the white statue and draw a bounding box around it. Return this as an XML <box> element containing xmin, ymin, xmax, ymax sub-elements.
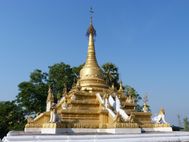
<box><xmin>96</xmin><ymin>93</ymin><xmax>116</xmax><ymax>118</ymax></box>
<box><xmin>152</xmin><ymin>108</ymin><xmax>168</xmax><ymax>124</ymax></box>
<box><xmin>96</xmin><ymin>93</ymin><xmax>104</xmax><ymax>104</ymax></box>
<box><xmin>96</xmin><ymin>93</ymin><xmax>130</xmax><ymax>122</ymax></box>
<box><xmin>49</xmin><ymin>105</ymin><xmax>59</xmax><ymax>123</ymax></box>
<box><xmin>114</xmin><ymin>95</ymin><xmax>130</xmax><ymax>121</ymax></box>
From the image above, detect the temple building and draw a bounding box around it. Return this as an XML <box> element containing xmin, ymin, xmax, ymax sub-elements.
<box><xmin>24</xmin><ymin>16</ymin><xmax>172</xmax><ymax>134</ymax></box>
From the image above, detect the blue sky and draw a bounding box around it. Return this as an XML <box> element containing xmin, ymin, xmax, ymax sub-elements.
<box><xmin>0</xmin><ymin>0</ymin><xmax>189</xmax><ymax>125</ymax></box>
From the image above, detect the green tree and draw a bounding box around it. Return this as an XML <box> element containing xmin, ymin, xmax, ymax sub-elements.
<box><xmin>184</xmin><ymin>117</ymin><xmax>189</xmax><ymax>131</ymax></box>
<box><xmin>72</xmin><ymin>63</ymin><xmax>84</xmax><ymax>78</ymax></box>
<box><xmin>48</xmin><ymin>62</ymin><xmax>76</xmax><ymax>99</ymax></box>
<box><xmin>15</xmin><ymin>63</ymin><xmax>82</xmax><ymax>115</ymax></box>
<box><xmin>16</xmin><ymin>69</ymin><xmax>48</xmax><ymax>115</ymax></box>
<box><xmin>102</xmin><ymin>63</ymin><xmax>119</xmax><ymax>88</ymax></box>
<box><xmin>0</xmin><ymin>101</ymin><xmax>25</xmax><ymax>139</ymax></box>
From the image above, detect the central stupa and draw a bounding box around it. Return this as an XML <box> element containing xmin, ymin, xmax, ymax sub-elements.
<box><xmin>80</xmin><ymin>18</ymin><xmax>108</xmax><ymax>91</ymax></box>
<box><xmin>24</xmin><ymin>15</ymin><xmax>172</xmax><ymax>134</ymax></box>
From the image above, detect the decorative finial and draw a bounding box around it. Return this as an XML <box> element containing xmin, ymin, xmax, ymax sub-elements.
<box><xmin>118</xmin><ymin>81</ymin><xmax>124</xmax><ymax>92</ymax></box>
<box><xmin>89</xmin><ymin>7</ymin><xmax>94</xmax><ymax>24</ymax></box>
<box><xmin>46</xmin><ymin>85</ymin><xmax>54</xmax><ymax>112</ymax></box>
<box><xmin>86</xmin><ymin>7</ymin><xmax>96</xmax><ymax>37</ymax></box>
<box><xmin>48</xmin><ymin>85</ymin><xmax>52</xmax><ymax>94</ymax></box>
<box><xmin>62</xmin><ymin>83</ymin><xmax>68</xmax><ymax>97</ymax></box>
<box><xmin>159</xmin><ymin>107</ymin><xmax>165</xmax><ymax>115</ymax></box>
<box><xmin>111</xmin><ymin>83</ymin><xmax>115</xmax><ymax>90</ymax></box>
<box><xmin>47</xmin><ymin>85</ymin><xmax>54</xmax><ymax>102</ymax></box>
<box><xmin>143</xmin><ymin>95</ymin><xmax>149</xmax><ymax>112</ymax></box>
<box><xmin>143</xmin><ymin>95</ymin><xmax>148</xmax><ymax>104</ymax></box>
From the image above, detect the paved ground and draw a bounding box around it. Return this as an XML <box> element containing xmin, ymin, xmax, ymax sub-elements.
<box><xmin>2</xmin><ymin>131</ymin><xmax>189</xmax><ymax>142</ymax></box>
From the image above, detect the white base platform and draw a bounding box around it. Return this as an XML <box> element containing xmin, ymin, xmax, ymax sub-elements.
<box><xmin>25</xmin><ymin>127</ymin><xmax>172</xmax><ymax>134</ymax></box>
<box><xmin>142</xmin><ymin>127</ymin><xmax>173</xmax><ymax>132</ymax></box>
<box><xmin>3</xmin><ymin>131</ymin><xmax>189</xmax><ymax>142</ymax></box>
<box><xmin>41</xmin><ymin>128</ymin><xmax>141</xmax><ymax>134</ymax></box>
<box><xmin>25</xmin><ymin>128</ymin><xmax>41</xmax><ymax>133</ymax></box>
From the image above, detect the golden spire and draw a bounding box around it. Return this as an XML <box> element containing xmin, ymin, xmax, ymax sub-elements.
<box><xmin>118</xmin><ymin>81</ymin><xmax>124</xmax><ymax>92</ymax></box>
<box><xmin>85</xmin><ymin>7</ymin><xmax>98</xmax><ymax>68</ymax></box>
<box><xmin>47</xmin><ymin>86</ymin><xmax>54</xmax><ymax>102</ymax></box>
<box><xmin>46</xmin><ymin>86</ymin><xmax>54</xmax><ymax>112</ymax></box>
<box><xmin>79</xmin><ymin>8</ymin><xmax>108</xmax><ymax>91</ymax></box>
<box><xmin>85</xmin><ymin>22</ymin><xmax>98</xmax><ymax>68</ymax></box>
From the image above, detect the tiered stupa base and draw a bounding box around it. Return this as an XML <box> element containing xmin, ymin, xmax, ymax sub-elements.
<box><xmin>25</xmin><ymin>90</ymin><xmax>172</xmax><ymax>134</ymax></box>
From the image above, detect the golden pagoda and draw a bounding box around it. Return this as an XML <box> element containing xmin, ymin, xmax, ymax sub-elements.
<box><xmin>25</xmin><ymin>14</ymin><xmax>172</xmax><ymax>134</ymax></box>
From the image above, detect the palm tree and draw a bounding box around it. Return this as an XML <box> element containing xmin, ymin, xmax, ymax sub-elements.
<box><xmin>102</xmin><ymin>63</ymin><xmax>119</xmax><ymax>88</ymax></box>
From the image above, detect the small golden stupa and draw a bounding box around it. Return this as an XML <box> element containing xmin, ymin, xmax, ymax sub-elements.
<box><xmin>25</xmin><ymin>14</ymin><xmax>172</xmax><ymax>134</ymax></box>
